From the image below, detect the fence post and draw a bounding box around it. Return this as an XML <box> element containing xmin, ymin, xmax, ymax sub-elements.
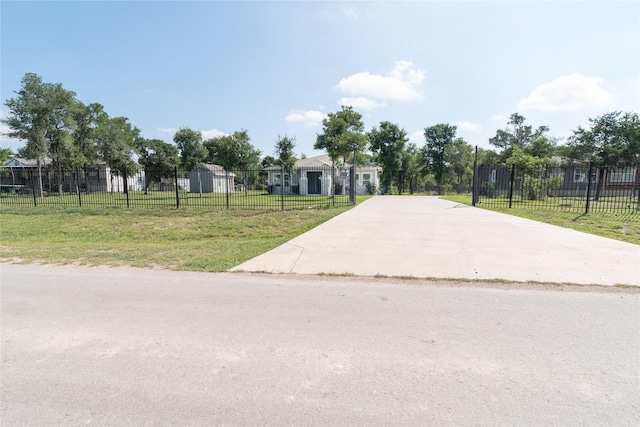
<box><xmin>123</xmin><ymin>167</ymin><xmax>130</xmax><ymax>208</ymax></box>
<box><xmin>281</xmin><ymin>165</ymin><xmax>285</xmax><ymax>211</ymax></box>
<box><xmin>174</xmin><ymin>166</ymin><xmax>180</xmax><ymax>209</ymax></box>
<box><xmin>226</xmin><ymin>168</ymin><xmax>230</xmax><ymax>209</ymax></box>
<box><xmin>472</xmin><ymin>146</ymin><xmax>478</xmax><ymax>206</ymax></box>
<box><xmin>76</xmin><ymin>168</ymin><xmax>82</xmax><ymax>207</ymax></box>
<box><xmin>30</xmin><ymin>168</ymin><xmax>37</xmax><ymax>207</ymax></box>
<box><xmin>508</xmin><ymin>163</ymin><xmax>515</xmax><ymax>209</ymax></box>
<box><xmin>585</xmin><ymin>160</ymin><xmax>594</xmax><ymax>214</ymax></box>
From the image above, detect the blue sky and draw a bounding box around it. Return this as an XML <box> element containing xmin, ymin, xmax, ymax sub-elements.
<box><xmin>2</xmin><ymin>1</ymin><xmax>639</xmax><ymax>158</ymax></box>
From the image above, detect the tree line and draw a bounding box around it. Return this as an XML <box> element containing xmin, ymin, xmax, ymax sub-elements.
<box><xmin>2</xmin><ymin>73</ymin><xmax>639</xmax><ymax>197</ymax></box>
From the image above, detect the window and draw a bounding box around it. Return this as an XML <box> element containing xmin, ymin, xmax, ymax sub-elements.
<box><xmin>363</xmin><ymin>173</ymin><xmax>371</xmax><ymax>186</ymax></box>
<box><xmin>573</xmin><ymin>168</ymin><xmax>586</xmax><ymax>183</ymax></box>
<box><xmin>355</xmin><ymin>173</ymin><xmax>359</xmax><ymax>183</ymax></box>
<box><xmin>274</xmin><ymin>173</ymin><xmax>290</xmax><ymax>186</ymax></box>
<box><xmin>490</xmin><ymin>170</ymin><xmax>497</xmax><ymax>183</ymax></box>
<box><xmin>610</xmin><ymin>167</ymin><xmax>635</xmax><ymax>183</ymax></box>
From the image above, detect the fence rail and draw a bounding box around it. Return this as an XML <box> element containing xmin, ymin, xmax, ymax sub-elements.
<box><xmin>472</xmin><ymin>161</ymin><xmax>640</xmax><ymax>215</ymax></box>
<box><xmin>0</xmin><ymin>165</ymin><xmax>356</xmax><ymax>210</ymax></box>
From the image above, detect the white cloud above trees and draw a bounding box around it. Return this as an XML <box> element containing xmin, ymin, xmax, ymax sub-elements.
<box><xmin>335</xmin><ymin>61</ymin><xmax>426</xmax><ymax>110</ymax></box>
<box><xmin>284</xmin><ymin>110</ymin><xmax>327</xmax><ymax>128</ymax></box>
<box><xmin>518</xmin><ymin>73</ymin><xmax>616</xmax><ymax>112</ymax></box>
<box><xmin>455</xmin><ymin>121</ymin><xmax>482</xmax><ymax>133</ymax></box>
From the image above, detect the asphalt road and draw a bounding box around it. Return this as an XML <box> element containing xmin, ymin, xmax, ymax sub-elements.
<box><xmin>2</xmin><ymin>264</ymin><xmax>639</xmax><ymax>426</ymax></box>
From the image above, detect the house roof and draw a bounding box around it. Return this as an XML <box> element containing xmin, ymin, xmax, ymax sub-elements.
<box><xmin>3</xmin><ymin>157</ymin><xmax>51</xmax><ymax>168</ymax></box>
<box><xmin>199</xmin><ymin>163</ymin><xmax>236</xmax><ymax>177</ymax></box>
<box><xmin>265</xmin><ymin>153</ymin><xmax>381</xmax><ymax>171</ymax></box>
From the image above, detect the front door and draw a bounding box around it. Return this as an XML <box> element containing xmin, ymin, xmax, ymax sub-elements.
<box><xmin>307</xmin><ymin>171</ymin><xmax>322</xmax><ymax>195</ymax></box>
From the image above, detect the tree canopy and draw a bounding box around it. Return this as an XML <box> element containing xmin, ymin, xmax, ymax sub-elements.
<box><xmin>314</xmin><ymin>106</ymin><xmax>368</xmax><ymax>164</ymax></box>
<box><xmin>368</xmin><ymin>121</ymin><xmax>407</xmax><ymax>194</ymax></box>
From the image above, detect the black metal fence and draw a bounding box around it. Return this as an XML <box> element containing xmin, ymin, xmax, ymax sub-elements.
<box><xmin>472</xmin><ymin>161</ymin><xmax>640</xmax><ymax>215</ymax></box>
<box><xmin>0</xmin><ymin>165</ymin><xmax>356</xmax><ymax>210</ymax></box>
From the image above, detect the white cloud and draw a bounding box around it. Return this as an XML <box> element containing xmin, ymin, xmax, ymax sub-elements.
<box><xmin>335</xmin><ymin>61</ymin><xmax>426</xmax><ymax>110</ymax></box>
<box><xmin>342</xmin><ymin>7</ymin><xmax>359</xmax><ymax>21</ymax></box>
<box><xmin>0</xmin><ymin>109</ymin><xmax>23</xmax><ymax>152</ymax></box>
<box><xmin>201</xmin><ymin>129</ymin><xmax>227</xmax><ymax>139</ymax></box>
<box><xmin>156</xmin><ymin>127</ymin><xmax>177</xmax><ymax>139</ymax></box>
<box><xmin>409</xmin><ymin>130</ymin><xmax>424</xmax><ymax>144</ymax></box>
<box><xmin>338</xmin><ymin>97</ymin><xmax>387</xmax><ymax>110</ymax></box>
<box><xmin>456</xmin><ymin>121</ymin><xmax>482</xmax><ymax>133</ymax></box>
<box><xmin>518</xmin><ymin>73</ymin><xmax>615</xmax><ymax>112</ymax></box>
<box><xmin>490</xmin><ymin>115</ymin><xmax>504</xmax><ymax>121</ymax></box>
<box><xmin>285</xmin><ymin>110</ymin><xmax>327</xmax><ymax>128</ymax></box>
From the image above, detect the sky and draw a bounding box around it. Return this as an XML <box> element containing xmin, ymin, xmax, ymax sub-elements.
<box><xmin>1</xmin><ymin>0</ymin><xmax>639</xmax><ymax>159</ymax></box>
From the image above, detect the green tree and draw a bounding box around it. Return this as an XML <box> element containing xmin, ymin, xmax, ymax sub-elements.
<box><xmin>422</xmin><ymin>123</ymin><xmax>457</xmax><ymax>194</ymax></box>
<box><xmin>314</xmin><ymin>106</ymin><xmax>368</xmax><ymax>164</ymax></box>
<box><xmin>95</xmin><ymin>115</ymin><xmax>140</xmax><ymax>193</ymax></box>
<box><xmin>2</xmin><ymin>73</ymin><xmax>72</xmax><ymax>196</ymax></box>
<box><xmin>368</xmin><ymin>121</ymin><xmax>407</xmax><ymax>194</ymax></box>
<box><xmin>137</xmin><ymin>138</ymin><xmax>179</xmax><ymax>193</ymax></box>
<box><xmin>174</xmin><ymin>128</ymin><xmax>207</xmax><ymax>196</ymax></box>
<box><xmin>445</xmin><ymin>137</ymin><xmax>474</xmax><ymax>193</ymax></box>
<box><xmin>205</xmin><ymin>129</ymin><xmax>260</xmax><ymax>195</ymax></box>
<box><xmin>564</xmin><ymin>111</ymin><xmax>640</xmax><ymax>200</ymax></box>
<box><xmin>564</xmin><ymin>111</ymin><xmax>640</xmax><ymax>164</ymax></box>
<box><xmin>71</xmin><ymin>102</ymin><xmax>105</xmax><ymax>169</ymax></box>
<box><xmin>399</xmin><ymin>143</ymin><xmax>423</xmax><ymax>194</ymax></box>
<box><xmin>274</xmin><ymin>134</ymin><xmax>297</xmax><ymax>171</ymax></box>
<box><xmin>0</xmin><ymin>147</ymin><xmax>12</xmax><ymax>164</ymax></box>
<box><xmin>489</xmin><ymin>113</ymin><xmax>554</xmax><ymax>162</ymax></box>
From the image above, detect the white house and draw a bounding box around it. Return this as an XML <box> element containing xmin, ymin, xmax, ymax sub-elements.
<box><xmin>188</xmin><ymin>164</ymin><xmax>235</xmax><ymax>193</ymax></box>
<box><xmin>265</xmin><ymin>153</ymin><xmax>381</xmax><ymax>196</ymax></box>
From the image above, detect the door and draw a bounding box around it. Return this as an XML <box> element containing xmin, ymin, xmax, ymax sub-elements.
<box><xmin>307</xmin><ymin>171</ymin><xmax>322</xmax><ymax>195</ymax></box>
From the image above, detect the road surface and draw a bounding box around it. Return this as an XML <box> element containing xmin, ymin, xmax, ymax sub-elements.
<box><xmin>2</xmin><ymin>264</ymin><xmax>639</xmax><ymax>425</ymax></box>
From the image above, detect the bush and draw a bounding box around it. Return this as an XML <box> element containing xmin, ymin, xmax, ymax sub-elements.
<box><xmin>366</xmin><ymin>183</ymin><xmax>377</xmax><ymax>195</ymax></box>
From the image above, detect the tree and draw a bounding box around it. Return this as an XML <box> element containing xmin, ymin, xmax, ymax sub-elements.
<box><xmin>445</xmin><ymin>137</ymin><xmax>474</xmax><ymax>193</ymax></box>
<box><xmin>44</xmin><ymin>83</ymin><xmax>78</xmax><ymax>195</ymax></box>
<box><xmin>314</xmin><ymin>106</ymin><xmax>368</xmax><ymax>164</ymax></box>
<box><xmin>0</xmin><ymin>147</ymin><xmax>12</xmax><ymax>164</ymax></box>
<box><xmin>71</xmin><ymin>102</ymin><xmax>105</xmax><ymax>169</ymax></box>
<box><xmin>274</xmin><ymin>135</ymin><xmax>296</xmax><ymax>170</ymax></box>
<box><xmin>205</xmin><ymin>129</ymin><xmax>260</xmax><ymax>195</ymax></box>
<box><xmin>174</xmin><ymin>128</ymin><xmax>207</xmax><ymax>196</ymax></box>
<box><xmin>564</xmin><ymin>111</ymin><xmax>640</xmax><ymax>200</ymax></box>
<box><xmin>368</xmin><ymin>121</ymin><xmax>407</xmax><ymax>194</ymax></box>
<box><xmin>261</xmin><ymin>155</ymin><xmax>276</xmax><ymax>168</ymax></box>
<box><xmin>489</xmin><ymin>113</ymin><xmax>554</xmax><ymax>163</ymax></box>
<box><xmin>422</xmin><ymin>123</ymin><xmax>457</xmax><ymax>194</ymax></box>
<box><xmin>2</xmin><ymin>73</ymin><xmax>73</xmax><ymax>196</ymax></box>
<box><xmin>399</xmin><ymin>143</ymin><xmax>423</xmax><ymax>194</ymax></box>
<box><xmin>95</xmin><ymin>115</ymin><xmax>140</xmax><ymax>193</ymax></box>
<box><xmin>137</xmin><ymin>138</ymin><xmax>179</xmax><ymax>194</ymax></box>
<box><xmin>564</xmin><ymin>111</ymin><xmax>640</xmax><ymax>164</ymax></box>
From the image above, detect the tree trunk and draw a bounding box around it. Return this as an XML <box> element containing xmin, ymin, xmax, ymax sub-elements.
<box><xmin>594</xmin><ymin>167</ymin><xmax>605</xmax><ymax>201</ymax></box>
<box><xmin>198</xmin><ymin>170</ymin><xmax>203</xmax><ymax>198</ymax></box>
<box><xmin>57</xmin><ymin>161</ymin><xmax>63</xmax><ymax>195</ymax></box>
<box><xmin>36</xmin><ymin>159</ymin><xmax>44</xmax><ymax>198</ymax></box>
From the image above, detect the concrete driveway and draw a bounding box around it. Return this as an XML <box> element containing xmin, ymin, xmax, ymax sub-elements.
<box><xmin>232</xmin><ymin>196</ymin><xmax>640</xmax><ymax>286</ymax></box>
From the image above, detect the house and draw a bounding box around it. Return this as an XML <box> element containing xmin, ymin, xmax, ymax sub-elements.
<box><xmin>188</xmin><ymin>164</ymin><xmax>235</xmax><ymax>193</ymax></box>
<box><xmin>549</xmin><ymin>164</ymin><xmax>639</xmax><ymax>197</ymax></box>
<box><xmin>265</xmin><ymin>153</ymin><xmax>381</xmax><ymax>196</ymax></box>
<box><xmin>2</xmin><ymin>157</ymin><xmax>142</xmax><ymax>193</ymax></box>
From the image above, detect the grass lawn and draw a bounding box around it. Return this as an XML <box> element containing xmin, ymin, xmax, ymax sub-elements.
<box><xmin>441</xmin><ymin>194</ymin><xmax>640</xmax><ymax>245</ymax></box>
<box><xmin>0</xmin><ymin>197</ymin><xmax>370</xmax><ymax>271</ymax></box>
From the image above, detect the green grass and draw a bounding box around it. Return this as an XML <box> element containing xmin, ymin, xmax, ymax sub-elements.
<box><xmin>0</xmin><ymin>189</ymin><xmax>355</xmax><ymax>210</ymax></box>
<box><xmin>441</xmin><ymin>194</ymin><xmax>640</xmax><ymax>245</ymax></box>
<box><xmin>0</xmin><ymin>201</ymin><xmax>369</xmax><ymax>271</ymax></box>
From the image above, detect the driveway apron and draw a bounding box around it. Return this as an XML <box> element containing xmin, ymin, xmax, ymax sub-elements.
<box><xmin>231</xmin><ymin>196</ymin><xmax>640</xmax><ymax>286</ymax></box>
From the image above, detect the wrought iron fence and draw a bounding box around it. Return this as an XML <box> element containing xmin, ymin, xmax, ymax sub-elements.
<box><xmin>472</xmin><ymin>161</ymin><xmax>640</xmax><ymax>215</ymax></box>
<box><xmin>0</xmin><ymin>164</ymin><xmax>356</xmax><ymax>210</ymax></box>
